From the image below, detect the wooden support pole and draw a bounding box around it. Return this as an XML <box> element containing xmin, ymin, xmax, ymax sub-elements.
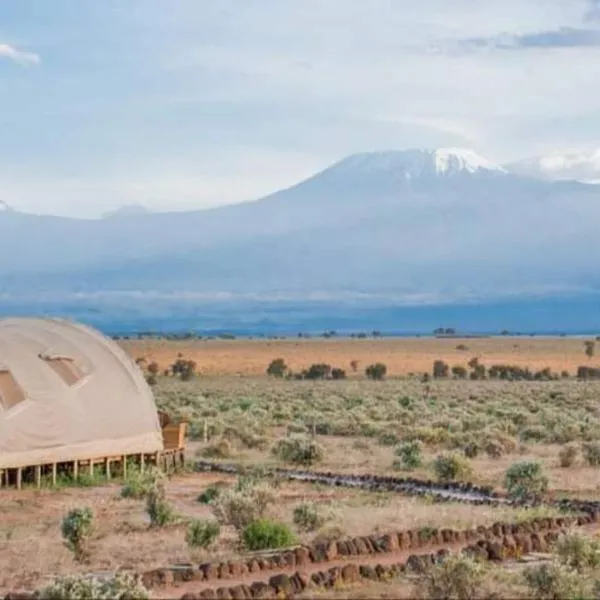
<box><xmin>16</xmin><ymin>468</ymin><xmax>22</xmax><ymax>490</ymax></box>
<box><xmin>35</xmin><ymin>465</ymin><xmax>42</xmax><ymax>488</ymax></box>
<box><xmin>73</xmin><ymin>460</ymin><xmax>78</xmax><ymax>481</ymax></box>
<box><xmin>140</xmin><ymin>453</ymin><xmax>145</xmax><ymax>472</ymax></box>
<box><xmin>52</xmin><ymin>463</ymin><xmax>57</xmax><ymax>487</ymax></box>
<box><xmin>105</xmin><ymin>458</ymin><xmax>111</xmax><ymax>480</ymax></box>
<box><xmin>122</xmin><ymin>455</ymin><xmax>127</xmax><ymax>479</ymax></box>
<box><xmin>89</xmin><ymin>459</ymin><xmax>94</xmax><ymax>478</ymax></box>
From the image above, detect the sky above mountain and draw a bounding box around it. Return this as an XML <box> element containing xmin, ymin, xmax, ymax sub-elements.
<box><xmin>1</xmin><ymin>0</ymin><xmax>600</xmax><ymax>217</ymax></box>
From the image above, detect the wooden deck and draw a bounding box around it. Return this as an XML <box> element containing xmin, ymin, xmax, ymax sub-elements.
<box><xmin>0</xmin><ymin>422</ymin><xmax>188</xmax><ymax>489</ymax></box>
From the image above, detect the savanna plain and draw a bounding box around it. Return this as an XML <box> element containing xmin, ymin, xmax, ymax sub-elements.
<box><xmin>3</xmin><ymin>335</ymin><xmax>600</xmax><ymax>599</ymax></box>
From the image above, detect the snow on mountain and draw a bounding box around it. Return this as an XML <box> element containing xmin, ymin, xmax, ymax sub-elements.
<box><xmin>0</xmin><ymin>200</ymin><xmax>14</xmax><ymax>213</ymax></box>
<box><xmin>331</xmin><ymin>148</ymin><xmax>506</xmax><ymax>180</ymax></box>
<box><xmin>507</xmin><ymin>149</ymin><xmax>600</xmax><ymax>183</ymax></box>
<box><xmin>101</xmin><ymin>204</ymin><xmax>151</xmax><ymax>219</ymax></box>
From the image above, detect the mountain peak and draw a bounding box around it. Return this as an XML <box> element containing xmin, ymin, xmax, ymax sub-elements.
<box><xmin>332</xmin><ymin>147</ymin><xmax>506</xmax><ymax>180</ymax></box>
<box><xmin>432</xmin><ymin>147</ymin><xmax>505</xmax><ymax>174</ymax></box>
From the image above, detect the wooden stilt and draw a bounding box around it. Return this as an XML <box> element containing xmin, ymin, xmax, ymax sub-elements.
<box><xmin>51</xmin><ymin>463</ymin><xmax>57</xmax><ymax>487</ymax></box>
<box><xmin>73</xmin><ymin>460</ymin><xmax>78</xmax><ymax>481</ymax></box>
<box><xmin>16</xmin><ymin>468</ymin><xmax>22</xmax><ymax>490</ymax></box>
<box><xmin>35</xmin><ymin>465</ymin><xmax>42</xmax><ymax>488</ymax></box>
<box><xmin>89</xmin><ymin>459</ymin><xmax>94</xmax><ymax>478</ymax></box>
<box><xmin>122</xmin><ymin>455</ymin><xmax>127</xmax><ymax>479</ymax></box>
<box><xmin>140</xmin><ymin>453</ymin><xmax>145</xmax><ymax>472</ymax></box>
<box><xmin>105</xmin><ymin>458</ymin><xmax>111</xmax><ymax>480</ymax></box>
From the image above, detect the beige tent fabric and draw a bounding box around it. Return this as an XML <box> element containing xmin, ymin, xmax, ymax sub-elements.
<box><xmin>0</xmin><ymin>318</ymin><xmax>163</xmax><ymax>469</ymax></box>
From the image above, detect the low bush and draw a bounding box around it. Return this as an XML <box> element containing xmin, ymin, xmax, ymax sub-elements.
<box><xmin>266</xmin><ymin>358</ymin><xmax>288</xmax><ymax>378</ymax></box>
<box><xmin>61</xmin><ymin>507</ymin><xmax>94</xmax><ymax>562</ymax></box>
<box><xmin>242</xmin><ymin>519</ymin><xmax>296</xmax><ymax>551</ymax></box>
<box><xmin>331</xmin><ymin>367</ymin><xmax>347</xmax><ymax>380</ymax></box>
<box><xmin>504</xmin><ymin>461</ymin><xmax>548</xmax><ymax>501</ymax></box>
<box><xmin>185</xmin><ymin>519</ymin><xmax>221</xmax><ymax>549</ymax></box>
<box><xmin>556</xmin><ymin>532</ymin><xmax>600</xmax><ymax>572</ymax></box>
<box><xmin>432</xmin><ymin>453</ymin><xmax>473</xmax><ymax>482</ymax></box>
<box><xmin>199</xmin><ymin>438</ymin><xmax>233</xmax><ymax>459</ymax></box>
<box><xmin>121</xmin><ymin>468</ymin><xmax>155</xmax><ymax>500</ymax></box>
<box><xmin>303</xmin><ymin>363</ymin><xmax>332</xmax><ymax>380</ymax></box>
<box><xmin>433</xmin><ymin>360</ymin><xmax>450</xmax><ymax>379</ymax></box>
<box><xmin>272</xmin><ymin>435</ymin><xmax>324</xmax><ymax>466</ymax></box>
<box><xmin>197</xmin><ymin>484</ymin><xmax>224</xmax><ymax>504</ymax></box>
<box><xmin>415</xmin><ymin>554</ymin><xmax>485</xmax><ymax>599</ymax></box>
<box><xmin>212</xmin><ymin>482</ymin><xmax>274</xmax><ymax>530</ymax></box>
<box><xmin>394</xmin><ymin>441</ymin><xmax>423</xmax><ymax>470</ymax></box>
<box><xmin>293</xmin><ymin>502</ymin><xmax>325</xmax><ymax>532</ymax></box>
<box><xmin>581</xmin><ymin>441</ymin><xmax>600</xmax><ymax>466</ymax></box>
<box><xmin>145</xmin><ymin>471</ymin><xmax>174</xmax><ymax>527</ymax></box>
<box><xmin>523</xmin><ymin>562</ymin><xmax>586</xmax><ymax>600</ymax></box>
<box><xmin>365</xmin><ymin>362</ymin><xmax>387</xmax><ymax>380</ymax></box>
<box><xmin>558</xmin><ymin>444</ymin><xmax>578</xmax><ymax>468</ymax></box>
<box><xmin>38</xmin><ymin>572</ymin><xmax>149</xmax><ymax>600</ymax></box>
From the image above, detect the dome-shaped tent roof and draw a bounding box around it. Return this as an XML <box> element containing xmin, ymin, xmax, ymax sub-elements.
<box><xmin>0</xmin><ymin>317</ymin><xmax>163</xmax><ymax>469</ymax></box>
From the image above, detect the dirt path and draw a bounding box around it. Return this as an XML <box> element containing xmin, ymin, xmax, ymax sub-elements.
<box><xmin>156</xmin><ymin>522</ymin><xmax>600</xmax><ymax>598</ymax></box>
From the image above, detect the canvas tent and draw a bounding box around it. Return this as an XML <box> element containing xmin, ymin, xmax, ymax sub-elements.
<box><xmin>0</xmin><ymin>317</ymin><xmax>163</xmax><ymax>469</ymax></box>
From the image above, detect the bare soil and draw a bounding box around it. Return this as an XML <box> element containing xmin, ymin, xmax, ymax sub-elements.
<box><xmin>121</xmin><ymin>336</ymin><xmax>599</xmax><ymax>377</ymax></box>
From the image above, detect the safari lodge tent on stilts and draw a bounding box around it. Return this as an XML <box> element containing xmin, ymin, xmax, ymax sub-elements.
<box><xmin>0</xmin><ymin>317</ymin><xmax>168</xmax><ymax>487</ymax></box>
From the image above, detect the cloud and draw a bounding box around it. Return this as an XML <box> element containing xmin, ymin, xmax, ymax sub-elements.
<box><xmin>0</xmin><ymin>43</ymin><xmax>40</xmax><ymax>66</ymax></box>
<box><xmin>440</xmin><ymin>27</ymin><xmax>600</xmax><ymax>53</ymax></box>
<box><xmin>586</xmin><ymin>0</ymin><xmax>600</xmax><ymax>20</ymax></box>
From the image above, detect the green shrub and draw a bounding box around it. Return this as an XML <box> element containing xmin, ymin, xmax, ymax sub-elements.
<box><xmin>415</xmin><ymin>554</ymin><xmax>485</xmax><ymax>599</ymax></box>
<box><xmin>197</xmin><ymin>484</ymin><xmax>224</xmax><ymax>504</ymax></box>
<box><xmin>242</xmin><ymin>519</ymin><xmax>296</xmax><ymax>551</ymax></box>
<box><xmin>365</xmin><ymin>362</ymin><xmax>387</xmax><ymax>380</ymax></box>
<box><xmin>394</xmin><ymin>441</ymin><xmax>423</xmax><ymax>470</ymax></box>
<box><xmin>504</xmin><ymin>461</ymin><xmax>548</xmax><ymax>501</ymax></box>
<box><xmin>555</xmin><ymin>532</ymin><xmax>600</xmax><ymax>572</ymax></box>
<box><xmin>523</xmin><ymin>562</ymin><xmax>585</xmax><ymax>600</ymax></box>
<box><xmin>185</xmin><ymin>519</ymin><xmax>220</xmax><ymax>549</ymax></box>
<box><xmin>38</xmin><ymin>572</ymin><xmax>149</xmax><ymax>600</ymax></box>
<box><xmin>484</xmin><ymin>439</ymin><xmax>505</xmax><ymax>459</ymax></box>
<box><xmin>293</xmin><ymin>502</ymin><xmax>324</xmax><ymax>532</ymax></box>
<box><xmin>581</xmin><ymin>442</ymin><xmax>600</xmax><ymax>466</ymax></box>
<box><xmin>432</xmin><ymin>360</ymin><xmax>450</xmax><ymax>379</ymax></box>
<box><xmin>61</xmin><ymin>507</ymin><xmax>94</xmax><ymax>562</ymax></box>
<box><xmin>331</xmin><ymin>368</ymin><xmax>346</xmax><ymax>380</ymax></box>
<box><xmin>266</xmin><ymin>358</ymin><xmax>288</xmax><ymax>378</ymax></box>
<box><xmin>121</xmin><ymin>468</ymin><xmax>154</xmax><ymax>500</ymax></box>
<box><xmin>462</xmin><ymin>440</ymin><xmax>480</xmax><ymax>459</ymax></box>
<box><xmin>145</xmin><ymin>471</ymin><xmax>174</xmax><ymax>527</ymax></box>
<box><xmin>451</xmin><ymin>365</ymin><xmax>468</xmax><ymax>379</ymax></box>
<box><xmin>433</xmin><ymin>453</ymin><xmax>473</xmax><ymax>482</ymax></box>
<box><xmin>303</xmin><ymin>363</ymin><xmax>331</xmax><ymax>380</ymax></box>
<box><xmin>558</xmin><ymin>445</ymin><xmax>578</xmax><ymax>468</ymax></box>
<box><xmin>272</xmin><ymin>435</ymin><xmax>324</xmax><ymax>466</ymax></box>
<box><xmin>200</xmin><ymin>439</ymin><xmax>233</xmax><ymax>459</ymax></box>
<box><xmin>212</xmin><ymin>483</ymin><xmax>274</xmax><ymax>530</ymax></box>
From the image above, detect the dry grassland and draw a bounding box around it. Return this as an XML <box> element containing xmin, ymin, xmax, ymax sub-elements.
<box><xmin>121</xmin><ymin>336</ymin><xmax>600</xmax><ymax>377</ymax></box>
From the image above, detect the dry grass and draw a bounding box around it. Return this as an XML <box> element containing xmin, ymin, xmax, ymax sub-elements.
<box><xmin>121</xmin><ymin>336</ymin><xmax>600</xmax><ymax>377</ymax></box>
<box><xmin>0</xmin><ymin>469</ymin><xmax>557</xmax><ymax>595</ymax></box>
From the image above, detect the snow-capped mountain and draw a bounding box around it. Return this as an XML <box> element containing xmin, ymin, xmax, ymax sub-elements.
<box><xmin>0</xmin><ymin>147</ymin><xmax>600</xmax><ymax>306</ymax></box>
<box><xmin>506</xmin><ymin>149</ymin><xmax>600</xmax><ymax>184</ymax></box>
<box><xmin>329</xmin><ymin>147</ymin><xmax>506</xmax><ymax>180</ymax></box>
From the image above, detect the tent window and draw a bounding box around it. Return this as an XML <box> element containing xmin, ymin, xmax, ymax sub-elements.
<box><xmin>0</xmin><ymin>369</ymin><xmax>26</xmax><ymax>409</ymax></box>
<box><xmin>42</xmin><ymin>356</ymin><xmax>84</xmax><ymax>386</ymax></box>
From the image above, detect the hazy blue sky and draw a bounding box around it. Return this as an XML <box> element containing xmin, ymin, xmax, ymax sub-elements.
<box><xmin>1</xmin><ymin>0</ymin><xmax>599</xmax><ymax>216</ymax></box>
